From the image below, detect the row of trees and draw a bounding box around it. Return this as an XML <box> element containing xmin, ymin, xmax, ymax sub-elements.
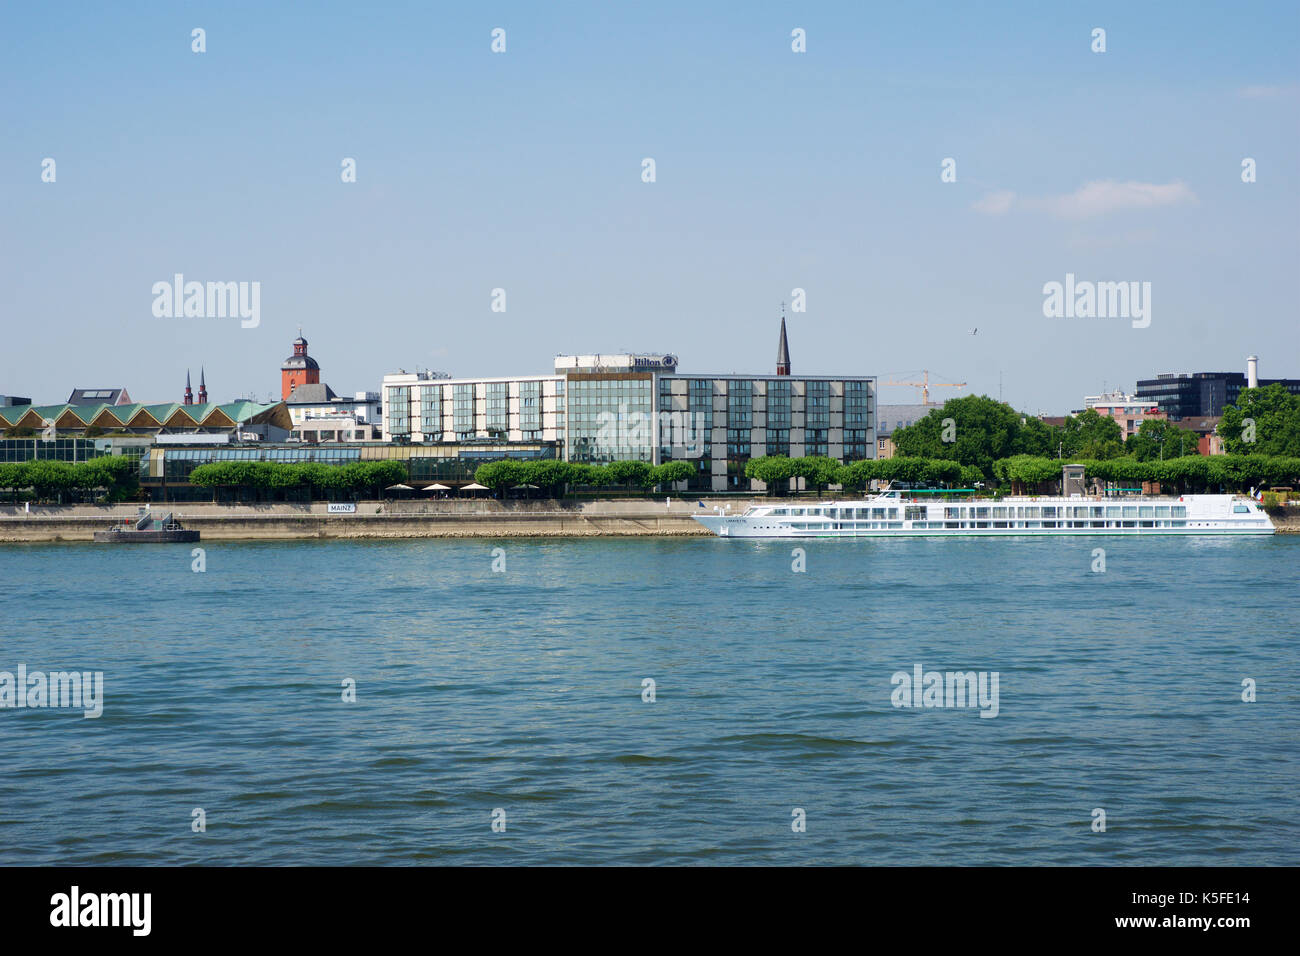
<box><xmin>187</xmin><ymin>461</ymin><xmax>408</xmax><ymax>498</ymax></box>
<box><xmin>890</xmin><ymin>396</ymin><xmax>1129</xmax><ymax>471</ymax></box>
<box><xmin>741</xmin><ymin>451</ymin><xmax>1300</xmax><ymax>496</ymax></box>
<box><xmin>0</xmin><ymin>457</ymin><xmax>140</xmax><ymax>502</ymax></box>
<box><xmin>1071</xmin><ymin>454</ymin><xmax>1300</xmax><ymax>493</ymax></box>
<box><xmin>893</xmin><ymin>388</ymin><xmax>1300</xmax><ymax>471</ymax></box>
<box><xmin>745</xmin><ymin>455</ymin><xmax>985</xmax><ymax>492</ymax></box>
<box><xmin>993</xmin><ymin>454</ymin><xmax>1300</xmax><ymax>494</ymax></box>
<box><xmin>472</xmin><ymin>459</ymin><xmax>694</xmax><ymax>496</ymax></box>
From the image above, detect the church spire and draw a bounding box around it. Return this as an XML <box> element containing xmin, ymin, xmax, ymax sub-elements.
<box><xmin>184</xmin><ymin>369</ymin><xmax>193</xmax><ymax>405</ymax></box>
<box><xmin>776</xmin><ymin>305</ymin><xmax>791</xmax><ymax>376</ymax></box>
<box><xmin>198</xmin><ymin>366</ymin><xmax>208</xmax><ymax>404</ymax></box>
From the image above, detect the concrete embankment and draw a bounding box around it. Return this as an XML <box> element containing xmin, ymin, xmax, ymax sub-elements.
<box><xmin>1268</xmin><ymin>509</ymin><xmax>1300</xmax><ymax>533</ymax></box>
<box><xmin>3</xmin><ymin>500</ymin><xmax>1297</xmax><ymax>543</ymax></box>
<box><xmin>0</xmin><ymin>499</ymin><xmax>748</xmax><ymax>543</ymax></box>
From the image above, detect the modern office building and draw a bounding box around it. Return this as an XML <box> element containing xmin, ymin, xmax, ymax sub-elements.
<box><xmin>381</xmin><ymin>321</ymin><xmax>876</xmax><ymax>491</ymax></box>
<box><xmin>1136</xmin><ymin>357</ymin><xmax>1300</xmax><ymax>419</ymax></box>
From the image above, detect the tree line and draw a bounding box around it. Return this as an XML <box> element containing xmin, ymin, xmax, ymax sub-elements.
<box><xmin>186</xmin><ymin>460</ymin><xmax>408</xmax><ymax>497</ymax></box>
<box><xmin>472</xmin><ymin>459</ymin><xmax>694</xmax><ymax>496</ymax></box>
<box><xmin>743</xmin><ymin>451</ymin><xmax>1300</xmax><ymax>496</ymax></box>
<box><xmin>0</xmin><ymin>457</ymin><xmax>139</xmax><ymax>502</ymax></box>
<box><xmin>891</xmin><ymin>387</ymin><xmax>1300</xmax><ymax>471</ymax></box>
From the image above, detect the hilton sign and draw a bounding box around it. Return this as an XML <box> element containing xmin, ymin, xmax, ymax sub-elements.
<box><xmin>631</xmin><ymin>355</ymin><xmax>678</xmax><ymax>369</ymax></box>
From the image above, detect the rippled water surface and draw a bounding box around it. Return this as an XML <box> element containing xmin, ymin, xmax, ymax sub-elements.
<box><xmin>1</xmin><ymin>535</ymin><xmax>1297</xmax><ymax>865</ymax></box>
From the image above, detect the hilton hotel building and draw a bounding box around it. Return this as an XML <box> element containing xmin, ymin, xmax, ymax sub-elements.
<box><xmin>381</xmin><ymin>318</ymin><xmax>876</xmax><ymax>492</ymax></box>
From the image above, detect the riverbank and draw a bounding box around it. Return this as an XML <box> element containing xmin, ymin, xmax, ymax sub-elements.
<box><xmin>2</xmin><ymin>499</ymin><xmax>1296</xmax><ymax>542</ymax></box>
<box><xmin>0</xmin><ymin>499</ymin><xmax>740</xmax><ymax>542</ymax></box>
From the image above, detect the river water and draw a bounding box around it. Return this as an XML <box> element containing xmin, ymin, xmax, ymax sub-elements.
<box><xmin>1</xmin><ymin>535</ymin><xmax>1296</xmax><ymax>864</ymax></box>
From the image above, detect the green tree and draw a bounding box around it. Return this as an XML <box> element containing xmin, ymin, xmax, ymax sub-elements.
<box><xmin>745</xmin><ymin>455</ymin><xmax>800</xmax><ymax>494</ymax></box>
<box><xmin>1014</xmin><ymin>415</ymin><xmax>1058</xmax><ymax>458</ymax></box>
<box><xmin>650</xmin><ymin>461</ymin><xmax>693</xmax><ymax>488</ymax></box>
<box><xmin>1059</xmin><ymin>409</ymin><xmax>1124</xmax><ymax>460</ymax></box>
<box><xmin>606</xmin><ymin>460</ymin><xmax>654</xmax><ymax>490</ymax></box>
<box><xmin>474</xmin><ymin>460</ymin><xmax>525</xmax><ymax>495</ymax></box>
<box><xmin>1219</xmin><ymin>384</ymin><xmax>1300</xmax><ymax>456</ymax></box>
<box><xmin>519</xmin><ymin>460</ymin><xmax>575</xmax><ymax>496</ymax></box>
<box><xmin>1126</xmin><ymin>419</ymin><xmax>1201</xmax><ymax>461</ymax></box>
<box><xmin>992</xmin><ymin>455</ymin><xmax>1061</xmax><ymax>493</ymax></box>
<box><xmin>892</xmin><ymin>396</ymin><xmax>1026</xmax><ymax>474</ymax></box>
<box><xmin>834</xmin><ymin>459</ymin><xmax>877</xmax><ymax>492</ymax></box>
<box><xmin>793</xmin><ymin>456</ymin><xmax>841</xmax><ymax>492</ymax></box>
<box><xmin>23</xmin><ymin>460</ymin><xmax>77</xmax><ymax>501</ymax></box>
<box><xmin>359</xmin><ymin>461</ymin><xmax>408</xmax><ymax>496</ymax></box>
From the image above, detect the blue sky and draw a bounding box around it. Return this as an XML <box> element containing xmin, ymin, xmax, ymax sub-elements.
<box><xmin>2</xmin><ymin>0</ymin><xmax>1296</xmax><ymax>412</ymax></box>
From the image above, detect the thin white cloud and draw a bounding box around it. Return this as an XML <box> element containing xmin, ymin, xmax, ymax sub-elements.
<box><xmin>1031</xmin><ymin>180</ymin><xmax>1196</xmax><ymax>219</ymax></box>
<box><xmin>971</xmin><ymin>190</ymin><xmax>1016</xmax><ymax>215</ymax></box>
<box><xmin>973</xmin><ymin>180</ymin><xmax>1196</xmax><ymax>219</ymax></box>
<box><xmin>1239</xmin><ymin>83</ymin><xmax>1299</xmax><ymax>98</ymax></box>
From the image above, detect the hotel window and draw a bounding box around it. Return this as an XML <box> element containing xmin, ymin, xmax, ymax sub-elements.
<box><xmin>688</xmin><ymin>380</ymin><xmax>713</xmax><ymax>435</ymax></box>
<box><xmin>843</xmin><ymin>429</ymin><xmax>869</xmax><ymax>461</ymax></box>
<box><xmin>766</xmin><ymin>428</ymin><xmax>790</xmax><ymax>457</ymax></box>
<box><xmin>387</xmin><ymin>387</ymin><xmax>410</xmax><ymax>435</ymax></box>
<box><xmin>727</xmin><ymin>380</ymin><xmax>753</xmax><ymax>428</ymax></box>
<box><xmin>485</xmin><ymin>382</ymin><xmax>509</xmax><ymax>433</ymax></box>
<box><xmin>419</xmin><ymin>386</ymin><xmax>442</xmax><ymax>438</ymax></box>
<box><xmin>518</xmin><ymin>381</ymin><xmax>541</xmax><ymax>431</ymax></box>
<box><xmin>727</xmin><ymin>428</ymin><xmax>751</xmax><ymax>459</ymax></box>
<box><xmin>658</xmin><ymin>377</ymin><xmax>674</xmax><ymax>413</ymax></box>
<box><xmin>453</xmin><ymin>384</ymin><xmax>475</xmax><ymax>436</ymax></box>
<box><xmin>767</xmin><ymin>381</ymin><xmax>791</xmax><ymax>428</ymax></box>
<box><xmin>806</xmin><ymin>381</ymin><xmax>830</xmax><ymax>428</ymax></box>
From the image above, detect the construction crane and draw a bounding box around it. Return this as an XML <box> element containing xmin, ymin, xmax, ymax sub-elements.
<box><xmin>882</xmin><ymin>370</ymin><xmax>967</xmax><ymax>406</ymax></box>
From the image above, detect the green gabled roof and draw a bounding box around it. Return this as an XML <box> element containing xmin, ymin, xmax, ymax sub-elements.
<box><xmin>2</xmin><ymin>400</ymin><xmax>289</xmax><ymax>431</ymax></box>
<box><xmin>2</xmin><ymin>404</ymin><xmax>70</xmax><ymax>426</ymax></box>
<box><xmin>139</xmin><ymin>404</ymin><xmax>180</xmax><ymax>423</ymax></box>
<box><xmin>217</xmin><ymin>401</ymin><xmax>272</xmax><ymax>423</ymax></box>
<box><xmin>180</xmin><ymin>403</ymin><xmax>219</xmax><ymax>421</ymax></box>
<box><xmin>0</xmin><ymin>406</ymin><xmax>29</xmax><ymax>426</ymax></box>
<box><xmin>95</xmin><ymin>403</ymin><xmax>144</xmax><ymax>425</ymax></box>
<box><xmin>26</xmin><ymin>404</ymin><xmax>71</xmax><ymax>419</ymax></box>
<box><xmin>57</xmin><ymin>403</ymin><xmax>109</xmax><ymax>425</ymax></box>
<box><xmin>164</xmin><ymin>405</ymin><xmax>203</xmax><ymax>425</ymax></box>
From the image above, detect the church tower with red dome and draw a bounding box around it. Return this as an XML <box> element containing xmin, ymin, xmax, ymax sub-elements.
<box><xmin>281</xmin><ymin>328</ymin><xmax>321</xmax><ymax>400</ymax></box>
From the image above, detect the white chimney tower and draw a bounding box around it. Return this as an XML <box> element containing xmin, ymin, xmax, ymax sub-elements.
<box><xmin>1247</xmin><ymin>355</ymin><xmax>1259</xmax><ymax>389</ymax></box>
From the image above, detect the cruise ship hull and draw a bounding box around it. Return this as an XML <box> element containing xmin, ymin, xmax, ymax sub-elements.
<box><xmin>695</xmin><ymin>493</ymin><xmax>1274</xmax><ymax>538</ymax></box>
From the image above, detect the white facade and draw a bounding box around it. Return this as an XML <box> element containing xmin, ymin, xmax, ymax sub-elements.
<box><xmin>289</xmin><ymin>391</ymin><xmax>382</xmax><ymax>442</ymax></box>
<box><xmin>382</xmin><ymin>371</ymin><xmax>566</xmax><ymax>444</ymax></box>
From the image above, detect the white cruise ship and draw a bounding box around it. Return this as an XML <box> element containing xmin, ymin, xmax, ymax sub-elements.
<box><xmin>694</xmin><ymin>489</ymin><xmax>1274</xmax><ymax>538</ymax></box>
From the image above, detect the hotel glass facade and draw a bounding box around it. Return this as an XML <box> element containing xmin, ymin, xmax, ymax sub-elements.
<box><xmin>382</xmin><ymin>353</ymin><xmax>875</xmax><ymax>492</ymax></box>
